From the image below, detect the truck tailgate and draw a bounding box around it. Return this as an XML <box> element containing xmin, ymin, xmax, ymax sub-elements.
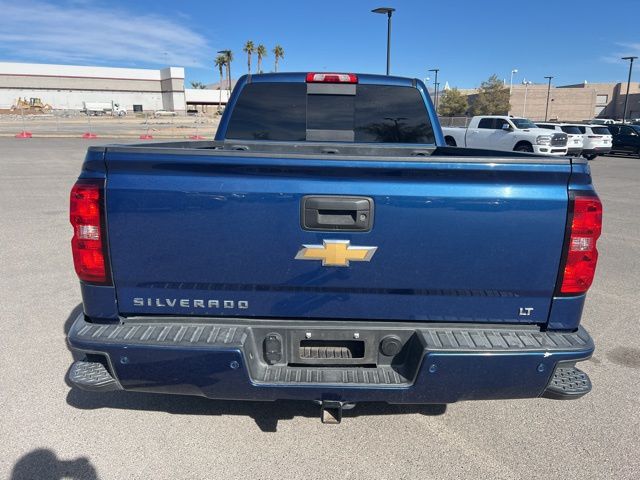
<box><xmin>104</xmin><ymin>149</ymin><xmax>570</xmax><ymax>324</ymax></box>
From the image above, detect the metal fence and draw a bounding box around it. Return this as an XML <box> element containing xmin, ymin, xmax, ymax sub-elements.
<box><xmin>437</xmin><ymin>116</ymin><xmax>600</xmax><ymax>126</ymax></box>
<box><xmin>437</xmin><ymin>116</ymin><xmax>472</xmax><ymax>128</ymax></box>
<box><xmin>0</xmin><ymin>110</ymin><xmax>220</xmax><ymax>139</ymax></box>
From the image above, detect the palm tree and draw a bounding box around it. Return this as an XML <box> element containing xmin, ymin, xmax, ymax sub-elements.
<box><xmin>214</xmin><ymin>54</ymin><xmax>227</xmax><ymax>111</ymax></box>
<box><xmin>223</xmin><ymin>50</ymin><xmax>234</xmax><ymax>92</ymax></box>
<box><xmin>273</xmin><ymin>45</ymin><xmax>284</xmax><ymax>72</ymax></box>
<box><xmin>190</xmin><ymin>81</ymin><xmax>207</xmax><ymax>89</ymax></box>
<box><xmin>243</xmin><ymin>41</ymin><xmax>255</xmax><ymax>74</ymax></box>
<box><xmin>256</xmin><ymin>44</ymin><xmax>267</xmax><ymax>74</ymax></box>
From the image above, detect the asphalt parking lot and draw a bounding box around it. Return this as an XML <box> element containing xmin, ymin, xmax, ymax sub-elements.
<box><xmin>1</xmin><ymin>138</ymin><xmax>639</xmax><ymax>480</ymax></box>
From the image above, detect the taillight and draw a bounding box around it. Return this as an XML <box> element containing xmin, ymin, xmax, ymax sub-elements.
<box><xmin>70</xmin><ymin>179</ymin><xmax>111</xmax><ymax>284</ymax></box>
<box><xmin>306</xmin><ymin>72</ymin><xmax>358</xmax><ymax>83</ymax></box>
<box><xmin>558</xmin><ymin>195</ymin><xmax>602</xmax><ymax>294</ymax></box>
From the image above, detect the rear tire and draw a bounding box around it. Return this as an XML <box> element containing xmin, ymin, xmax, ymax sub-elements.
<box><xmin>585</xmin><ymin>154</ymin><xmax>597</xmax><ymax>161</ymax></box>
<box><xmin>514</xmin><ymin>142</ymin><xmax>534</xmax><ymax>153</ymax></box>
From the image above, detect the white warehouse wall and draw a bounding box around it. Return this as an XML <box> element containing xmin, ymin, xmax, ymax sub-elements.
<box><xmin>0</xmin><ymin>62</ymin><xmax>186</xmax><ymax>112</ymax></box>
<box><xmin>0</xmin><ymin>89</ymin><xmax>165</xmax><ymax>111</ymax></box>
<box><xmin>184</xmin><ymin>88</ymin><xmax>230</xmax><ymax>104</ymax></box>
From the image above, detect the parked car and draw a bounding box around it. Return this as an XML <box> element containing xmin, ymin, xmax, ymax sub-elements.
<box><xmin>589</xmin><ymin>118</ymin><xmax>616</xmax><ymax>125</ymax></box>
<box><xmin>153</xmin><ymin>110</ymin><xmax>178</xmax><ymax>117</ymax></box>
<box><xmin>563</xmin><ymin>124</ymin><xmax>612</xmax><ymax>160</ymax></box>
<box><xmin>536</xmin><ymin>123</ymin><xmax>584</xmax><ymax>156</ymax></box>
<box><xmin>607</xmin><ymin>124</ymin><xmax>640</xmax><ymax>157</ymax></box>
<box><xmin>66</xmin><ymin>72</ymin><xmax>599</xmax><ymax>423</ymax></box>
<box><xmin>442</xmin><ymin>116</ymin><xmax>568</xmax><ymax>155</ymax></box>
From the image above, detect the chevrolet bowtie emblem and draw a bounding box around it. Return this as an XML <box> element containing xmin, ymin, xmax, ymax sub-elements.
<box><xmin>295</xmin><ymin>240</ymin><xmax>377</xmax><ymax>267</ymax></box>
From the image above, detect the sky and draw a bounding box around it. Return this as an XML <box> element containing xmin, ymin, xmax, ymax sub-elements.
<box><xmin>0</xmin><ymin>0</ymin><xmax>638</xmax><ymax>89</ymax></box>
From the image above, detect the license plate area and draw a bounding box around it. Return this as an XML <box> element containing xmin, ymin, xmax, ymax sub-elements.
<box><xmin>299</xmin><ymin>339</ymin><xmax>365</xmax><ymax>359</ymax></box>
<box><xmin>290</xmin><ymin>330</ymin><xmax>376</xmax><ymax>366</ymax></box>
<box><xmin>252</xmin><ymin>325</ymin><xmax>424</xmax><ymax>371</ymax></box>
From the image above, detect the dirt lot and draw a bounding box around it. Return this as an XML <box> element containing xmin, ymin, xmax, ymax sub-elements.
<box><xmin>0</xmin><ymin>113</ymin><xmax>220</xmax><ymax>139</ymax></box>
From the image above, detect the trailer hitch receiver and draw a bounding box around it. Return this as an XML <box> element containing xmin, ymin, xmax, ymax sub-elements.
<box><xmin>320</xmin><ymin>400</ymin><xmax>356</xmax><ymax>424</ymax></box>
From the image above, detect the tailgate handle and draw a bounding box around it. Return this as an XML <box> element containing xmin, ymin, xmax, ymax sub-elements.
<box><xmin>302</xmin><ymin>196</ymin><xmax>373</xmax><ymax>231</ymax></box>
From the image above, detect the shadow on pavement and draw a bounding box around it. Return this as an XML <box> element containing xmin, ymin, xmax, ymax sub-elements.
<box><xmin>66</xmin><ymin>388</ymin><xmax>446</xmax><ymax>432</ymax></box>
<box><xmin>11</xmin><ymin>449</ymin><xmax>98</xmax><ymax>480</ymax></box>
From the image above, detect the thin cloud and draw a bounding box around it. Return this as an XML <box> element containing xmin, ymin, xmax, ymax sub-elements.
<box><xmin>0</xmin><ymin>1</ymin><xmax>213</xmax><ymax>67</ymax></box>
<box><xmin>601</xmin><ymin>42</ymin><xmax>640</xmax><ymax>64</ymax></box>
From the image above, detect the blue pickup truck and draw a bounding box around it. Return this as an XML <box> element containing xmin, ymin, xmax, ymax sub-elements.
<box><xmin>67</xmin><ymin>72</ymin><xmax>602</xmax><ymax>423</ymax></box>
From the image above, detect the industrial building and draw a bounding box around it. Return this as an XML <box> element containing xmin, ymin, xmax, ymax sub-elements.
<box><xmin>509</xmin><ymin>81</ymin><xmax>640</xmax><ymax>121</ymax></box>
<box><xmin>445</xmin><ymin>80</ymin><xmax>640</xmax><ymax>122</ymax></box>
<box><xmin>185</xmin><ymin>88</ymin><xmax>230</xmax><ymax>113</ymax></box>
<box><xmin>0</xmin><ymin>62</ymin><xmax>229</xmax><ymax>114</ymax></box>
<box><xmin>1</xmin><ymin>61</ymin><xmax>637</xmax><ymax>121</ymax></box>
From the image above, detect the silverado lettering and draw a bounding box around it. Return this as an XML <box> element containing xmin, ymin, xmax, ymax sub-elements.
<box><xmin>132</xmin><ymin>298</ymin><xmax>249</xmax><ymax>309</ymax></box>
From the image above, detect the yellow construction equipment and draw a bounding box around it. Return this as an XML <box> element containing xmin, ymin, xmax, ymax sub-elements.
<box><xmin>12</xmin><ymin>97</ymin><xmax>52</xmax><ymax>113</ymax></box>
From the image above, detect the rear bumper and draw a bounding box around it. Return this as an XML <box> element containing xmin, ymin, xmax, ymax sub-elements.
<box><xmin>67</xmin><ymin>314</ymin><xmax>594</xmax><ymax>404</ymax></box>
<box><xmin>583</xmin><ymin>147</ymin><xmax>611</xmax><ymax>156</ymax></box>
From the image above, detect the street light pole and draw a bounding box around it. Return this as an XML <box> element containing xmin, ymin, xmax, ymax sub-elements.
<box><xmin>544</xmin><ymin>76</ymin><xmax>554</xmax><ymax>121</ymax></box>
<box><xmin>522</xmin><ymin>80</ymin><xmax>532</xmax><ymax>117</ymax></box>
<box><xmin>429</xmin><ymin>68</ymin><xmax>440</xmax><ymax>112</ymax></box>
<box><xmin>622</xmin><ymin>56</ymin><xmax>638</xmax><ymax>124</ymax></box>
<box><xmin>509</xmin><ymin>69</ymin><xmax>518</xmax><ymax>94</ymax></box>
<box><xmin>372</xmin><ymin>7</ymin><xmax>395</xmax><ymax>75</ymax></box>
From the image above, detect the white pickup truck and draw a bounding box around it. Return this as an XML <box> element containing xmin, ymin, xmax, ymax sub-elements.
<box><xmin>442</xmin><ymin>116</ymin><xmax>568</xmax><ymax>156</ymax></box>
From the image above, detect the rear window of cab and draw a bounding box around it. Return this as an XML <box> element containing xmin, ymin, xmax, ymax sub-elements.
<box><xmin>225</xmin><ymin>82</ymin><xmax>435</xmax><ymax>144</ymax></box>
